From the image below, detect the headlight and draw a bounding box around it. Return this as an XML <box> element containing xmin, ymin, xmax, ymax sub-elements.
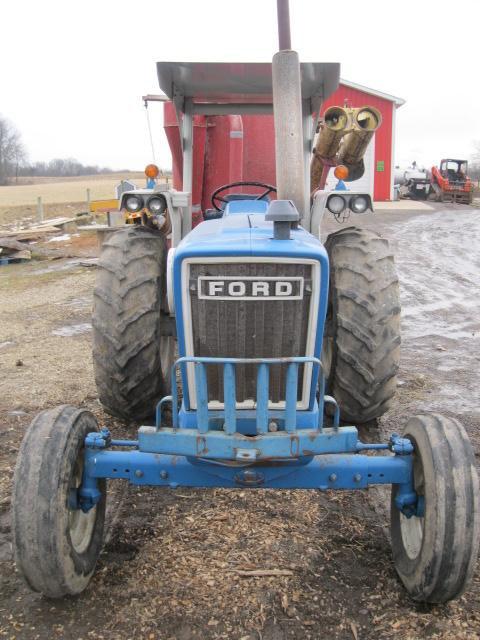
<box><xmin>147</xmin><ymin>196</ymin><xmax>166</xmax><ymax>214</ymax></box>
<box><xmin>350</xmin><ymin>195</ymin><xmax>369</xmax><ymax>214</ymax></box>
<box><xmin>327</xmin><ymin>195</ymin><xmax>346</xmax><ymax>215</ymax></box>
<box><xmin>125</xmin><ymin>195</ymin><xmax>143</xmax><ymax>212</ymax></box>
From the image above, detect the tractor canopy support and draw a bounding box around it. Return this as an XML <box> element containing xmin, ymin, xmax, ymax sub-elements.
<box><xmin>272</xmin><ymin>51</ymin><xmax>307</xmax><ymax>222</ymax></box>
<box><xmin>273</xmin><ymin>0</ymin><xmax>307</xmax><ymax>221</ymax></box>
<box><xmin>155</xmin><ymin>61</ymin><xmax>340</xmax><ymax>236</ymax></box>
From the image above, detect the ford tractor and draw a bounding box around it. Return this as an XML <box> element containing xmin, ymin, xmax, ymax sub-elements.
<box><xmin>12</xmin><ymin>0</ymin><xmax>479</xmax><ymax>604</ymax></box>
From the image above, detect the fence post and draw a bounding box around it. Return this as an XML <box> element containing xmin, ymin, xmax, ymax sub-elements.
<box><xmin>86</xmin><ymin>188</ymin><xmax>91</xmax><ymax>213</ymax></box>
<box><xmin>36</xmin><ymin>196</ymin><xmax>44</xmax><ymax>223</ymax></box>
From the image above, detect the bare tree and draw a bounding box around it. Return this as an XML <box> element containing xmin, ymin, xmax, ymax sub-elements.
<box><xmin>0</xmin><ymin>116</ymin><xmax>26</xmax><ymax>185</ymax></box>
<box><xmin>468</xmin><ymin>141</ymin><xmax>480</xmax><ymax>183</ymax></box>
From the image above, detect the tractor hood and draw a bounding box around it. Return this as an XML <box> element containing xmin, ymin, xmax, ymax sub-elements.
<box><xmin>174</xmin><ymin>202</ymin><xmax>327</xmax><ymax>262</ymax></box>
<box><xmin>171</xmin><ymin>199</ymin><xmax>330</xmax><ymax>415</ymax></box>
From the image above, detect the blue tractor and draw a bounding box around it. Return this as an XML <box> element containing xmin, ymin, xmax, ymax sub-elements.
<box><xmin>12</xmin><ymin>2</ymin><xmax>479</xmax><ymax>603</ymax></box>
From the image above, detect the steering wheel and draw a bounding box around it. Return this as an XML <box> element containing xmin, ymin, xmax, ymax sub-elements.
<box><xmin>211</xmin><ymin>181</ymin><xmax>277</xmax><ymax>211</ymax></box>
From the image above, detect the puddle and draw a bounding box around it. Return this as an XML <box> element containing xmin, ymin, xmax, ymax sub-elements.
<box><xmin>56</xmin><ymin>296</ymin><xmax>91</xmax><ymax>311</ymax></box>
<box><xmin>0</xmin><ymin>341</ymin><xmax>15</xmax><ymax>350</ymax></box>
<box><xmin>51</xmin><ymin>323</ymin><xmax>92</xmax><ymax>337</ymax></box>
<box><xmin>47</xmin><ymin>233</ymin><xmax>80</xmax><ymax>243</ymax></box>
<box><xmin>394</xmin><ymin>210</ymin><xmax>480</xmax><ymax>414</ymax></box>
<box><xmin>32</xmin><ymin>259</ymin><xmax>86</xmax><ymax>275</ymax></box>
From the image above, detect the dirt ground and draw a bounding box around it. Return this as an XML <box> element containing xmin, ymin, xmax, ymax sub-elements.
<box><xmin>1</xmin><ymin>204</ymin><xmax>479</xmax><ymax>639</ymax></box>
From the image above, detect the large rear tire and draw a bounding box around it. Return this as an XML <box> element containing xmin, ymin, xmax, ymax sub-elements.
<box><xmin>93</xmin><ymin>226</ymin><xmax>175</xmax><ymax>422</ymax></box>
<box><xmin>323</xmin><ymin>226</ymin><xmax>401</xmax><ymax>423</ymax></box>
<box><xmin>391</xmin><ymin>414</ymin><xmax>480</xmax><ymax>603</ymax></box>
<box><xmin>12</xmin><ymin>406</ymin><xmax>106</xmax><ymax>598</ymax></box>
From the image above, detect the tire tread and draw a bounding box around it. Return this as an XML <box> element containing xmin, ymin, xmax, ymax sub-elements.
<box><xmin>92</xmin><ymin>226</ymin><xmax>169</xmax><ymax>421</ymax></box>
<box><xmin>324</xmin><ymin>226</ymin><xmax>401</xmax><ymax>422</ymax></box>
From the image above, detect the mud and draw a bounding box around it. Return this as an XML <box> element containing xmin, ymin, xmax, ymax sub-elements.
<box><xmin>0</xmin><ymin>206</ymin><xmax>479</xmax><ymax>639</ymax></box>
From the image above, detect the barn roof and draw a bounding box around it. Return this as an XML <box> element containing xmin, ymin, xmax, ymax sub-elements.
<box><xmin>340</xmin><ymin>79</ymin><xmax>405</xmax><ymax>107</ymax></box>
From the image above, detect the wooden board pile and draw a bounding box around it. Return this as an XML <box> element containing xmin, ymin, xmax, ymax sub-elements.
<box><xmin>0</xmin><ymin>217</ymin><xmax>78</xmax><ymax>265</ymax></box>
<box><xmin>0</xmin><ymin>238</ymin><xmax>32</xmax><ymax>264</ymax></box>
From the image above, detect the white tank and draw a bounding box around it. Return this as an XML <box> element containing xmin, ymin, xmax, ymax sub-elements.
<box><xmin>394</xmin><ymin>167</ymin><xmax>427</xmax><ymax>185</ymax></box>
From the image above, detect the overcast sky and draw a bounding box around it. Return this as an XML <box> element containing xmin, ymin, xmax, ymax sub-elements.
<box><xmin>1</xmin><ymin>0</ymin><xmax>479</xmax><ymax>171</ymax></box>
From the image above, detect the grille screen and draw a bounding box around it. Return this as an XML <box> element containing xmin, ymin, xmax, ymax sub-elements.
<box><xmin>188</xmin><ymin>262</ymin><xmax>313</xmax><ymax>403</ymax></box>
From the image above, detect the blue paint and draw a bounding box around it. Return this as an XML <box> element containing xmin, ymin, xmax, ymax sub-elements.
<box><xmin>285</xmin><ymin>363</ymin><xmax>298</xmax><ymax>433</ymax></box>
<box><xmin>223</xmin><ymin>363</ymin><xmax>236</xmax><ymax>435</ymax></box>
<box><xmin>256</xmin><ymin>363</ymin><xmax>269</xmax><ymax>434</ymax></box>
<box><xmin>194</xmin><ymin>362</ymin><xmax>209</xmax><ymax>434</ymax></box>
<box><xmin>172</xmin><ymin>204</ymin><xmax>329</xmax><ymax>413</ymax></box>
<box><xmin>324</xmin><ymin>396</ymin><xmax>340</xmax><ymax>430</ymax></box>
<box><xmin>178</xmin><ymin>404</ymin><xmax>320</xmax><ymax>432</ymax></box>
<box><xmin>224</xmin><ymin>200</ymin><xmax>269</xmax><ymax>215</ymax></box>
<box><xmin>138</xmin><ymin>424</ymin><xmax>360</xmax><ymax>460</ymax></box>
<box><xmin>83</xmin><ymin>446</ymin><xmax>413</xmax><ymax>491</ymax></box>
<box><xmin>160</xmin><ymin>356</ymin><xmax>325</xmax><ymax>452</ymax></box>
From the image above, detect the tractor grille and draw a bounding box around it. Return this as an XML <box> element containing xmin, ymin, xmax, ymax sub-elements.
<box><xmin>185</xmin><ymin>260</ymin><xmax>315</xmax><ymax>406</ymax></box>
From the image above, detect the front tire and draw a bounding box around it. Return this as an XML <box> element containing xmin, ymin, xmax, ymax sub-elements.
<box><xmin>323</xmin><ymin>226</ymin><xmax>401</xmax><ymax>423</ymax></box>
<box><xmin>12</xmin><ymin>406</ymin><xmax>106</xmax><ymax>598</ymax></box>
<box><xmin>93</xmin><ymin>226</ymin><xmax>175</xmax><ymax>421</ymax></box>
<box><xmin>391</xmin><ymin>414</ymin><xmax>480</xmax><ymax>603</ymax></box>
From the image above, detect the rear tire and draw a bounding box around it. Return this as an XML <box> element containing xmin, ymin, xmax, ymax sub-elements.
<box><xmin>391</xmin><ymin>414</ymin><xmax>480</xmax><ymax>603</ymax></box>
<box><xmin>12</xmin><ymin>406</ymin><xmax>106</xmax><ymax>598</ymax></box>
<box><xmin>323</xmin><ymin>227</ymin><xmax>401</xmax><ymax>423</ymax></box>
<box><xmin>93</xmin><ymin>226</ymin><xmax>175</xmax><ymax>421</ymax></box>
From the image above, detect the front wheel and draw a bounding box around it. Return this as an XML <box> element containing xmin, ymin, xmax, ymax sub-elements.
<box><xmin>12</xmin><ymin>406</ymin><xmax>106</xmax><ymax>598</ymax></box>
<box><xmin>391</xmin><ymin>414</ymin><xmax>479</xmax><ymax>603</ymax></box>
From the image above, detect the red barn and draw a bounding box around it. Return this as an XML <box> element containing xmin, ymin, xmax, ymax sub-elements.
<box><xmin>324</xmin><ymin>81</ymin><xmax>405</xmax><ymax>201</ymax></box>
<box><xmin>164</xmin><ymin>79</ymin><xmax>404</xmax><ymax>216</ymax></box>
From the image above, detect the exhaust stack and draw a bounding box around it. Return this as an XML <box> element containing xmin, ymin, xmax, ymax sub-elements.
<box><xmin>338</xmin><ymin>107</ymin><xmax>382</xmax><ymax>176</ymax></box>
<box><xmin>311</xmin><ymin>106</ymin><xmax>349</xmax><ymax>192</ymax></box>
<box><xmin>272</xmin><ymin>0</ymin><xmax>306</xmax><ymax>221</ymax></box>
<box><xmin>311</xmin><ymin>105</ymin><xmax>382</xmax><ymax>190</ymax></box>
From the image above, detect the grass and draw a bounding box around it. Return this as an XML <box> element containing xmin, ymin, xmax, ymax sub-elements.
<box><xmin>0</xmin><ymin>171</ymin><xmax>174</xmax><ymax>227</ymax></box>
<box><xmin>0</xmin><ymin>172</ymin><xmax>146</xmax><ymax>208</ymax></box>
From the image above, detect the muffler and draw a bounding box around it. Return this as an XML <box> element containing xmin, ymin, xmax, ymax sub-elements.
<box><xmin>338</xmin><ymin>106</ymin><xmax>382</xmax><ymax>168</ymax></box>
<box><xmin>311</xmin><ymin>105</ymin><xmax>382</xmax><ymax>189</ymax></box>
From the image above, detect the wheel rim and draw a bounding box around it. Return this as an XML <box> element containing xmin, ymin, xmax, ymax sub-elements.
<box><xmin>399</xmin><ymin>512</ymin><xmax>424</xmax><ymax>559</ymax></box>
<box><xmin>68</xmin><ymin>454</ymin><xmax>97</xmax><ymax>555</ymax></box>
<box><xmin>399</xmin><ymin>449</ymin><xmax>425</xmax><ymax>560</ymax></box>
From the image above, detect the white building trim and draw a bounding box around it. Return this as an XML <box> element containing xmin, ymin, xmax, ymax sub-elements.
<box><xmin>340</xmin><ymin>79</ymin><xmax>406</xmax><ymax>107</ymax></box>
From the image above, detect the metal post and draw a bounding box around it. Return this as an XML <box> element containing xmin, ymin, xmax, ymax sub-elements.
<box><xmin>273</xmin><ymin>0</ymin><xmax>305</xmax><ymax>219</ymax></box>
<box><xmin>194</xmin><ymin>362</ymin><xmax>209</xmax><ymax>434</ymax></box>
<box><xmin>256</xmin><ymin>364</ymin><xmax>269</xmax><ymax>434</ymax></box>
<box><xmin>302</xmin><ymin>99</ymin><xmax>313</xmax><ymax>227</ymax></box>
<box><xmin>277</xmin><ymin>0</ymin><xmax>292</xmax><ymax>50</ymax></box>
<box><xmin>36</xmin><ymin>196</ymin><xmax>44</xmax><ymax>223</ymax></box>
<box><xmin>182</xmin><ymin>97</ymin><xmax>194</xmax><ymax>236</ymax></box>
<box><xmin>86</xmin><ymin>188</ymin><xmax>91</xmax><ymax>213</ymax></box>
<box><xmin>285</xmin><ymin>363</ymin><xmax>298</xmax><ymax>433</ymax></box>
<box><xmin>223</xmin><ymin>363</ymin><xmax>236</xmax><ymax>435</ymax></box>
<box><xmin>272</xmin><ymin>50</ymin><xmax>306</xmax><ymax>219</ymax></box>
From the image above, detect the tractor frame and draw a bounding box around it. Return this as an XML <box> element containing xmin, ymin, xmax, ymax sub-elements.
<box><xmin>78</xmin><ymin>355</ymin><xmax>418</xmax><ymax>519</ymax></box>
